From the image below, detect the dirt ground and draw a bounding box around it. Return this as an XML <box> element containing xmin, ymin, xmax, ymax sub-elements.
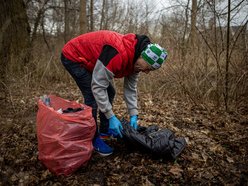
<box><xmin>0</xmin><ymin>82</ymin><xmax>247</xmax><ymax>185</ymax></box>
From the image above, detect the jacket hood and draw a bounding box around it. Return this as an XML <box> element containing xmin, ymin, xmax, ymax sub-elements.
<box><xmin>133</xmin><ymin>35</ymin><xmax>150</xmax><ymax>64</ymax></box>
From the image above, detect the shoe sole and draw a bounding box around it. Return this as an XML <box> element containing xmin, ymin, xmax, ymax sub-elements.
<box><xmin>95</xmin><ymin>150</ymin><xmax>113</xmax><ymax>156</ymax></box>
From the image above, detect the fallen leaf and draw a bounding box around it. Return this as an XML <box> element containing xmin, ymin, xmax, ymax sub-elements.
<box><xmin>226</xmin><ymin>156</ymin><xmax>234</xmax><ymax>163</ymax></box>
<box><xmin>209</xmin><ymin>144</ymin><xmax>224</xmax><ymax>153</ymax></box>
<box><xmin>169</xmin><ymin>165</ymin><xmax>183</xmax><ymax>178</ymax></box>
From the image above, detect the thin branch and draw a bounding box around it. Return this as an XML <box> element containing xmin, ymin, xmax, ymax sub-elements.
<box><xmin>221</xmin><ymin>0</ymin><xmax>246</xmax><ymax>16</ymax></box>
<box><xmin>195</xmin><ymin>26</ymin><xmax>217</xmax><ymax>61</ymax></box>
<box><xmin>229</xmin><ymin>18</ymin><xmax>248</xmax><ymax>59</ymax></box>
<box><xmin>41</xmin><ymin>16</ymin><xmax>51</xmax><ymax>52</ymax></box>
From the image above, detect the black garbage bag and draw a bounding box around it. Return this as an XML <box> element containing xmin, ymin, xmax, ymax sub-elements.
<box><xmin>121</xmin><ymin>120</ymin><xmax>186</xmax><ymax>159</ymax></box>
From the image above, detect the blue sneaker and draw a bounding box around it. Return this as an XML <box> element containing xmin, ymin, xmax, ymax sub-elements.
<box><xmin>93</xmin><ymin>136</ymin><xmax>113</xmax><ymax>156</ymax></box>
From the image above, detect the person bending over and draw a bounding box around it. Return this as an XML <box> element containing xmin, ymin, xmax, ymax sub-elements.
<box><xmin>61</xmin><ymin>30</ymin><xmax>167</xmax><ymax>156</ymax></box>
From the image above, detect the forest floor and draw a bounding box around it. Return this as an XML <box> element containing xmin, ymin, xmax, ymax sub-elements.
<box><xmin>0</xmin><ymin>82</ymin><xmax>247</xmax><ymax>186</ymax></box>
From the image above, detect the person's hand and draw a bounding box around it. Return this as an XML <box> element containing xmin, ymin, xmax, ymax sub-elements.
<box><xmin>108</xmin><ymin>115</ymin><xmax>123</xmax><ymax>138</ymax></box>
<box><xmin>130</xmin><ymin>115</ymin><xmax>138</xmax><ymax>130</ymax></box>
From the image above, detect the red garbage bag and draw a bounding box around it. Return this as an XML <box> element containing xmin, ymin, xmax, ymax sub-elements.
<box><xmin>36</xmin><ymin>95</ymin><xmax>96</xmax><ymax>176</ymax></box>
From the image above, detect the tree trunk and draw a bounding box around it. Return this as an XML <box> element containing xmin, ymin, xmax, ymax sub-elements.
<box><xmin>103</xmin><ymin>0</ymin><xmax>109</xmax><ymax>29</ymax></box>
<box><xmin>100</xmin><ymin>0</ymin><xmax>106</xmax><ymax>30</ymax></box>
<box><xmin>224</xmin><ymin>0</ymin><xmax>231</xmax><ymax>111</ymax></box>
<box><xmin>181</xmin><ymin>0</ymin><xmax>190</xmax><ymax>63</ymax></box>
<box><xmin>0</xmin><ymin>0</ymin><xmax>30</xmax><ymax>98</ymax></box>
<box><xmin>64</xmin><ymin>0</ymin><xmax>70</xmax><ymax>43</ymax></box>
<box><xmin>190</xmin><ymin>0</ymin><xmax>197</xmax><ymax>50</ymax></box>
<box><xmin>90</xmin><ymin>0</ymin><xmax>94</xmax><ymax>31</ymax></box>
<box><xmin>211</xmin><ymin>0</ymin><xmax>221</xmax><ymax>107</ymax></box>
<box><xmin>80</xmin><ymin>0</ymin><xmax>87</xmax><ymax>34</ymax></box>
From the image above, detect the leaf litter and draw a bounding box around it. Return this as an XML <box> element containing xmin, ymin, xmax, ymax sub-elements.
<box><xmin>0</xmin><ymin>83</ymin><xmax>247</xmax><ymax>185</ymax></box>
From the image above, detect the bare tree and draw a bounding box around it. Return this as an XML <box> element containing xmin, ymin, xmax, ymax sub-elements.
<box><xmin>64</xmin><ymin>0</ymin><xmax>70</xmax><ymax>42</ymax></box>
<box><xmin>181</xmin><ymin>0</ymin><xmax>190</xmax><ymax>62</ymax></box>
<box><xmin>189</xmin><ymin>0</ymin><xmax>197</xmax><ymax>50</ymax></box>
<box><xmin>90</xmin><ymin>0</ymin><xmax>94</xmax><ymax>31</ymax></box>
<box><xmin>0</xmin><ymin>0</ymin><xmax>30</xmax><ymax>97</ymax></box>
<box><xmin>80</xmin><ymin>0</ymin><xmax>87</xmax><ymax>34</ymax></box>
<box><xmin>100</xmin><ymin>0</ymin><xmax>106</xmax><ymax>30</ymax></box>
<box><xmin>30</xmin><ymin>0</ymin><xmax>50</xmax><ymax>45</ymax></box>
<box><xmin>224</xmin><ymin>0</ymin><xmax>231</xmax><ymax>110</ymax></box>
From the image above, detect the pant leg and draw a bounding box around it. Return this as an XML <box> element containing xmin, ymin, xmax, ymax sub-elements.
<box><xmin>99</xmin><ymin>83</ymin><xmax>116</xmax><ymax>133</ymax></box>
<box><xmin>61</xmin><ymin>54</ymin><xmax>99</xmax><ymax>136</ymax></box>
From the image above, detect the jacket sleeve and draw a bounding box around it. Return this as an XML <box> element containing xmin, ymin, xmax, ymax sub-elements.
<box><xmin>124</xmin><ymin>73</ymin><xmax>139</xmax><ymax>116</ymax></box>
<box><xmin>92</xmin><ymin>60</ymin><xmax>115</xmax><ymax>119</ymax></box>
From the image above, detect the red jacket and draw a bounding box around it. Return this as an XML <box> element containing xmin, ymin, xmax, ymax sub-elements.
<box><xmin>62</xmin><ymin>30</ymin><xmax>138</xmax><ymax>78</ymax></box>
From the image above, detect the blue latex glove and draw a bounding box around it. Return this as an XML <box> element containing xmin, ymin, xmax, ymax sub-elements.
<box><xmin>130</xmin><ymin>115</ymin><xmax>138</xmax><ymax>130</ymax></box>
<box><xmin>108</xmin><ymin>115</ymin><xmax>123</xmax><ymax>138</ymax></box>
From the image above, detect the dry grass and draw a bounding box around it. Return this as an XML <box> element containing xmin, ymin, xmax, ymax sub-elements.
<box><xmin>4</xmin><ymin>37</ymin><xmax>247</xmax><ymax>116</ymax></box>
